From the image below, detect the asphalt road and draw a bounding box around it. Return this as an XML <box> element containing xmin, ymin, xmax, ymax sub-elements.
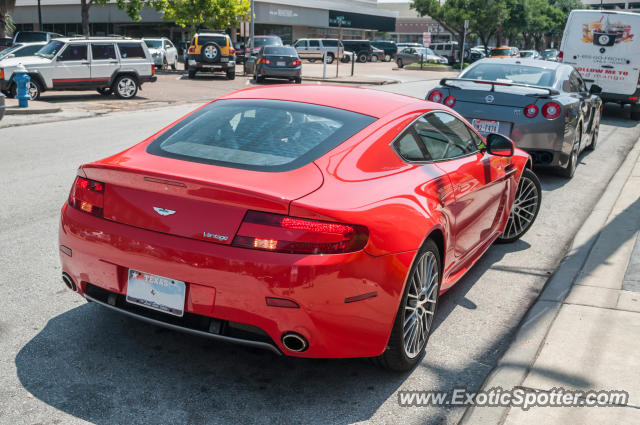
<box><xmin>0</xmin><ymin>85</ymin><xmax>638</xmax><ymax>425</ymax></box>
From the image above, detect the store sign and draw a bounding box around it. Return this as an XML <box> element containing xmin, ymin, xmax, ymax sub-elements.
<box><xmin>328</xmin><ymin>10</ymin><xmax>395</xmax><ymax>32</ymax></box>
<box><xmin>255</xmin><ymin>3</ymin><xmax>328</xmax><ymax>27</ymax></box>
<box><xmin>423</xmin><ymin>32</ymin><xmax>431</xmax><ymax>45</ymax></box>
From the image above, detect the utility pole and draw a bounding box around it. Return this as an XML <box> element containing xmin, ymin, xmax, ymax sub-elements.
<box><xmin>461</xmin><ymin>19</ymin><xmax>468</xmax><ymax>72</ymax></box>
<box><xmin>250</xmin><ymin>0</ymin><xmax>255</xmax><ymax>52</ymax></box>
<box><xmin>37</xmin><ymin>0</ymin><xmax>42</xmax><ymax>30</ymax></box>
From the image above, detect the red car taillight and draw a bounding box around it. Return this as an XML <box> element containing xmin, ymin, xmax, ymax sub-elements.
<box><xmin>258</xmin><ymin>58</ymin><xmax>271</xmax><ymax>65</ymax></box>
<box><xmin>541</xmin><ymin>102</ymin><xmax>561</xmax><ymax>119</ymax></box>
<box><xmin>428</xmin><ymin>90</ymin><xmax>443</xmax><ymax>103</ymax></box>
<box><xmin>558</xmin><ymin>51</ymin><xmax>563</xmax><ymax>62</ymax></box>
<box><xmin>232</xmin><ymin>211</ymin><xmax>369</xmax><ymax>254</ymax></box>
<box><xmin>188</xmin><ymin>46</ymin><xmax>195</xmax><ymax>54</ymax></box>
<box><xmin>68</xmin><ymin>176</ymin><xmax>105</xmax><ymax>217</ymax></box>
<box><xmin>444</xmin><ymin>95</ymin><xmax>456</xmax><ymax>107</ymax></box>
<box><xmin>151</xmin><ymin>65</ymin><xmax>156</xmax><ymax>76</ymax></box>
<box><xmin>524</xmin><ymin>104</ymin><xmax>539</xmax><ymax>118</ymax></box>
<box><xmin>291</xmin><ymin>59</ymin><xmax>302</xmax><ymax>66</ymax></box>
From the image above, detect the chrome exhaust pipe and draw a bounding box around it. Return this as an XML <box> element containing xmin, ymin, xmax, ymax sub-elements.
<box><xmin>281</xmin><ymin>332</ymin><xmax>308</xmax><ymax>352</ymax></box>
<box><xmin>62</xmin><ymin>273</ymin><xmax>77</xmax><ymax>292</ymax></box>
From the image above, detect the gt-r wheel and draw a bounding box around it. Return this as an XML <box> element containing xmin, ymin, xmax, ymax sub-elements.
<box><xmin>497</xmin><ymin>169</ymin><xmax>541</xmax><ymax>243</ymax></box>
<box><xmin>560</xmin><ymin>127</ymin><xmax>581</xmax><ymax>178</ymax></box>
<box><xmin>114</xmin><ymin>75</ymin><xmax>138</xmax><ymax>99</ymax></box>
<box><xmin>586</xmin><ymin>117</ymin><xmax>599</xmax><ymax>151</ymax></box>
<box><xmin>375</xmin><ymin>239</ymin><xmax>441</xmax><ymax>371</ymax></box>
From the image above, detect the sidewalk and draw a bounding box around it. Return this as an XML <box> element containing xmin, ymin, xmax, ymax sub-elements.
<box><xmin>462</xmin><ymin>138</ymin><xmax>640</xmax><ymax>424</ymax></box>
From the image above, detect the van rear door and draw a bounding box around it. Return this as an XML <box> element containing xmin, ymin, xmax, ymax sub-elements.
<box><xmin>561</xmin><ymin>10</ymin><xmax>640</xmax><ymax>96</ymax></box>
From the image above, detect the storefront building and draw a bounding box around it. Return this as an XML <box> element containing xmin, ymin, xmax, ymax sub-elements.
<box><xmin>11</xmin><ymin>0</ymin><xmax>397</xmax><ymax>45</ymax></box>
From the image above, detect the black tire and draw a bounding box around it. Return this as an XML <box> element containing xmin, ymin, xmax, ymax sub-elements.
<box><xmin>113</xmin><ymin>74</ymin><xmax>138</xmax><ymax>99</ymax></box>
<box><xmin>325</xmin><ymin>53</ymin><xmax>334</xmax><ymax>64</ymax></box>
<box><xmin>384</xmin><ymin>54</ymin><xmax>392</xmax><ymax>62</ymax></box>
<box><xmin>1</xmin><ymin>89</ymin><xmax>11</xmax><ymax>98</ymax></box>
<box><xmin>586</xmin><ymin>113</ymin><xmax>599</xmax><ymax>151</ymax></box>
<box><xmin>162</xmin><ymin>57</ymin><xmax>168</xmax><ymax>70</ymax></box>
<box><xmin>496</xmin><ymin>169</ymin><xmax>542</xmax><ymax>243</ymax></box>
<box><xmin>560</xmin><ymin>127</ymin><xmax>581</xmax><ymax>178</ymax></box>
<box><xmin>200</xmin><ymin>42</ymin><xmax>221</xmax><ymax>64</ymax></box>
<box><xmin>631</xmin><ymin>104</ymin><xmax>640</xmax><ymax>121</ymax></box>
<box><xmin>97</xmin><ymin>87</ymin><xmax>112</xmax><ymax>96</ymax></box>
<box><xmin>170</xmin><ymin>59</ymin><xmax>177</xmax><ymax>71</ymax></box>
<box><xmin>340</xmin><ymin>55</ymin><xmax>350</xmax><ymax>63</ymax></box>
<box><xmin>374</xmin><ymin>239</ymin><xmax>441</xmax><ymax>371</ymax></box>
<box><xmin>226</xmin><ymin>69</ymin><xmax>235</xmax><ymax>80</ymax></box>
<box><xmin>308</xmin><ymin>59</ymin><xmax>316</xmax><ymax>63</ymax></box>
<box><xmin>188</xmin><ymin>69</ymin><xmax>197</xmax><ymax>79</ymax></box>
<box><xmin>255</xmin><ymin>72</ymin><xmax>264</xmax><ymax>83</ymax></box>
<box><xmin>295</xmin><ymin>77</ymin><xmax>302</xmax><ymax>84</ymax></box>
<box><xmin>397</xmin><ymin>58</ymin><xmax>404</xmax><ymax>68</ymax></box>
<box><xmin>357</xmin><ymin>52</ymin><xmax>368</xmax><ymax>63</ymax></box>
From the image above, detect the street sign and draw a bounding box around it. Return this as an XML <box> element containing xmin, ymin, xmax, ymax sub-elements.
<box><xmin>464</xmin><ymin>19</ymin><xmax>469</xmax><ymax>30</ymax></box>
<box><xmin>422</xmin><ymin>32</ymin><xmax>431</xmax><ymax>46</ymax></box>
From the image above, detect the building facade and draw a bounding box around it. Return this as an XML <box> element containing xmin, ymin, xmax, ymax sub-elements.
<box><xmin>377</xmin><ymin>0</ymin><xmax>452</xmax><ymax>43</ymax></box>
<box><xmin>11</xmin><ymin>0</ymin><xmax>397</xmax><ymax>45</ymax></box>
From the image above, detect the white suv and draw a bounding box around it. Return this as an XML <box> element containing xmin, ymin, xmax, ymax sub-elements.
<box><xmin>293</xmin><ymin>39</ymin><xmax>344</xmax><ymax>64</ymax></box>
<box><xmin>0</xmin><ymin>37</ymin><xmax>156</xmax><ymax>100</ymax></box>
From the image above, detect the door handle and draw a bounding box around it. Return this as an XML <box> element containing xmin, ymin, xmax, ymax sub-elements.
<box><xmin>81</xmin><ymin>61</ymin><xmax>90</xmax><ymax>65</ymax></box>
<box><xmin>601</xmin><ymin>64</ymin><xmax>614</xmax><ymax>69</ymax></box>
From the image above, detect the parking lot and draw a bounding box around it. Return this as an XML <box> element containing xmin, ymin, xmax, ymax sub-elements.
<box><xmin>1</xmin><ymin>71</ymin><xmax>639</xmax><ymax>423</ymax></box>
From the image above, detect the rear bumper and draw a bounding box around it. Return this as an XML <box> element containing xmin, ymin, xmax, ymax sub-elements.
<box><xmin>59</xmin><ymin>204</ymin><xmax>413</xmax><ymax>358</ymax></box>
<box><xmin>599</xmin><ymin>88</ymin><xmax>640</xmax><ymax>104</ymax></box>
<box><xmin>188</xmin><ymin>55</ymin><xmax>235</xmax><ymax>71</ymax></box>
<box><xmin>257</xmin><ymin>65</ymin><xmax>301</xmax><ymax>78</ymax></box>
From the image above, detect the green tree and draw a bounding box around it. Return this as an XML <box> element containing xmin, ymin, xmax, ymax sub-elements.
<box><xmin>470</xmin><ymin>0</ymin><xmax>509</xmax><ymax>53</ymax></box>
<box><xmin>0</xmin><ymin>0</ymin><xmax>16</xmax><ymax>38</ymax></box>
<box><xmin>412</xmin><ymin>0</ymin><xmax>471</xmax><ymax>60</ymax></box>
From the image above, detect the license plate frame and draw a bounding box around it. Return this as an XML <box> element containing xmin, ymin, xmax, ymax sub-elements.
<box><xmin>472</xmin><ymin>119</ymin><xmax>500</xmax><ymax>134</ymax></box>
<box><xmin>126</xmin><ymin>269</ymin><xmax>186</xmax><ymax>317</ymax></box>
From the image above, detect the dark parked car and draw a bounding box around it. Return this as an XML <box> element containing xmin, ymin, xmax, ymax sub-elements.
<box><xmin>426</xmin><ymin>59</ymin><xmax>602</xmax><ymax>178</ymax></box>
<box><xmin>342</xmin><ymin>40</ymin><xmax>376</xmax><ymax>63</ymax></box>
<box><xmin>371</xmin><ymin>40</ymin><xmax>397</xmax><ymax>62</ymax></box>
<box><xmin>0</xmin><ymin>38</ymin><xmax>12</xmax><ymax>51</ymax></box>
<box><xmin>541</xmin><ymin>49</ymin><xmax>559</xmax><ymax>62</ymax></box>
<box><xmin>244</xmin><ymin>45</ymin><xmax>302</xmax><ymax>83</ymax></box>
<box><xmin>233</xmin><ymin>42</ymin><xmax>246</xmax><ymax>64</ymax></box>
<box><xmin>468</xmin><ymin>48</ymin><xmax>486</xmax><ymax>63</ymax></box>
<box><xmin>0</xmin><ymin>91</ymin><xmax>5</xmax><ymax>122</ymax></box>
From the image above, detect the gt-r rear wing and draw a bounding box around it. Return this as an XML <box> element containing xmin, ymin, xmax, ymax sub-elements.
<box><xmin>439</xmin><ymin>78</ymin><xmax>560</xmax><ymax>97</ymax></box>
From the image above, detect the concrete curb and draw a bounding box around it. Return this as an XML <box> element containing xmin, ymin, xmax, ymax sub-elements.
<box><xmin>459</xmin><ymin>137</ymin><xmax>640</xmax><ymax>425</ymax></box>
<box><xmin>301</xmin><ymin>76</ymin><xmax>397</xmax><ymax>85</ymax></box>
<box><xmin>5</xmin><ymin>105</ymin><xmax>62</xmax><ymax>115</ymax></box>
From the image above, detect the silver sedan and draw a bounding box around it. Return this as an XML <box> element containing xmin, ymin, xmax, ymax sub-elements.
<box><xmin>426</xmin><ymin>59</ymin><xmax>602</xmax><ymax>178</ymax></box>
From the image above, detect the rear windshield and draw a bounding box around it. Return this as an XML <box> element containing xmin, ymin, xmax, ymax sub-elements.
<box><xmin>490</xmin><ymin>48</ymin><xmax>516</xmax><ymax>56</ymax></box>
<box><xmin>462</xmin><ymin>63</ymin><xmax>556</xmax><ymax>87</ymax></box>
<box><xmin>15</xmin><ymin>32</ymin><xmax>47</xmax><ymax>43</ymax></box>
<box><xmin>198</xmin><ymin>35</ymin><xmax>227</xmax><ymax>46</ymax></box>
<box><xmin>255</xmin><ymin>37</ymin><xmax>282</xmax><ymax>47</ymax></box>
<box><xmin>147</xmin><ymin>99</ymin><xmax>376</xmax><ymax>172</ymax></box>
<box><xmin>263</xmin><ymin>46</ymin><xmax>297</xmax><ymax>55</ymax></box>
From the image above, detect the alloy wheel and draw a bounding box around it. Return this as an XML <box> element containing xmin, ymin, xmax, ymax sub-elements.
<box><xmin>117</xmin><ymin>78</ymin><xmax>137</xmax><ymax>98</ymax></box>
<box><xmin>402</xmin><ymin>251</ymin><xmax>438</xmax><ymax>358</ymax></box>
<box><xmin>28</xmin><ymin>82</ymin><xmax>39</xmax><ymax>100</ymax></box>
<box><xmin>502</xmin><ymin>173</ymin><xmax>539</xmax><ymax>240</ymax></box>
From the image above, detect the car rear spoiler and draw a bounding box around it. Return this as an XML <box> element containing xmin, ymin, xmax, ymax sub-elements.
<box><xmin>439</xmin><ymin>78</ymin><xmax>560</xmax><ymax>97</ymax></box>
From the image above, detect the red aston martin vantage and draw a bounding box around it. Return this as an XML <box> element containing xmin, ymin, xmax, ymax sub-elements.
<box><xmin>59</xmin><ymin>85</ymin><xmax>541</xmax><ymax>370</ymax></box>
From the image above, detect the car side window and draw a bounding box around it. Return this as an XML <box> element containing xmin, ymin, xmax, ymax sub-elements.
<box><xmin>309</xmin><ymin>40</ymin><xmax>320</xmax><ymax>47</ymax></box>
<box><xmin>414</xmin><ymin>112</ymin><xmax>479</xmax><ymax>161</ymax></box>
<box><xmin>294</xmin><ymin>40</ymin><xmax>306</xmax><ymax>48</ymax></box>
<box><xmin>393</xmin><ymin>131</ymin><xmax>428</xmax><ymax>162</ymax></box>
<box><xmin>59</xmin><ymin>44</ymin><xmax>87</xmax><ymax>61</ymax></box>
<box><xmin>165</xmin><ymin>41</ymin><xmax>174</xmax><ymax>49</ymax></box>
<box><xmin>118</xmin><ymin>43</ymin><xmax>146</xmax><ymax>59</ymax></box>
<box><xmin>91</xmin><ymin>44</ymin><xmax>116</xmax><ymax>60</ymax></box>
<box><xmin>567</xmin><ymin>71</ymin><xmax>582</xmax><ymax>93</ymax></box>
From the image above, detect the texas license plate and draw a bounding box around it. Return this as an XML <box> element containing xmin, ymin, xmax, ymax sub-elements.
<box><xmin>277</xmin><ymin>61</ymin><xmax>286</xmax><ymax>67</ymax></box>
<box><xmin>472</xmin><ymin>119</ymin><xmax>500</xmax><ymax>134</ymax></box>
<box><xmin>126</xmin><ymin>269</ymin><xmax>186</xmax><ymax>317</ymax></box>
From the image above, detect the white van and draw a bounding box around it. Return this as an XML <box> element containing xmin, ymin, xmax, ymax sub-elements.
<box><xmin>560</xmin><ymin>10</ymin><xmax>640</xmax><ymax>119</ymax></box>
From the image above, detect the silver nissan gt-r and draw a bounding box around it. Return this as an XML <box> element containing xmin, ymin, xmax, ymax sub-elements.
<box><xmin>426</xmin><ymin>58</ymin><xmax>603</xmax><ymax>177</ymax></box>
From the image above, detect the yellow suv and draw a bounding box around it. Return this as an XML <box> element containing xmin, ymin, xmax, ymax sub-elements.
<box><xmin>187</xmin><ymin>30</ymin><xmax>235</xmax><ymax>79</ymax></box>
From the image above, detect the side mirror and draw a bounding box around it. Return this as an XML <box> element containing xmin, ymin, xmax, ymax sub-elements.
<box><xmin>486</xmin><ymin>133</ymin><xmax>514</xmax><ymax>157</ymax></box>
<box><xmin>590</xmin><ymin>84</ymin><xmax>602</xmax><ymax>95</ymax></box>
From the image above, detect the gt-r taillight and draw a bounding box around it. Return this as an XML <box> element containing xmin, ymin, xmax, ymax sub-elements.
<box><xmin>291</xmin><ymin>59</ymin><xmax>302</xmax><ymax>66</ymax></box>
<box><xmin>232</xmin><ymin>211</ymin><xmax>369</xmax><ymax>254</ymax></box>
<box><xmin>541</xmin><ymin>102</ymin><xmax>561</xmax><ymax>119</ymax></box>
<box><xmin>428</xmin><ymin>90</ymin><xmax>443</xmax><ymax>103</ymax></box>
<box><xmin>444</xmin><ymin>96</ymin><xmax>456</xmax><ymax>107</ymax></box>
<box><xmin>524</xmin><ymin>104</ymin><xmax>539</xmax><ymax>118</ymax></box>
<box><xmin>68</xmin><ymin>176</ymin><xmax>104</xmax><ymax>217</ymax></box>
